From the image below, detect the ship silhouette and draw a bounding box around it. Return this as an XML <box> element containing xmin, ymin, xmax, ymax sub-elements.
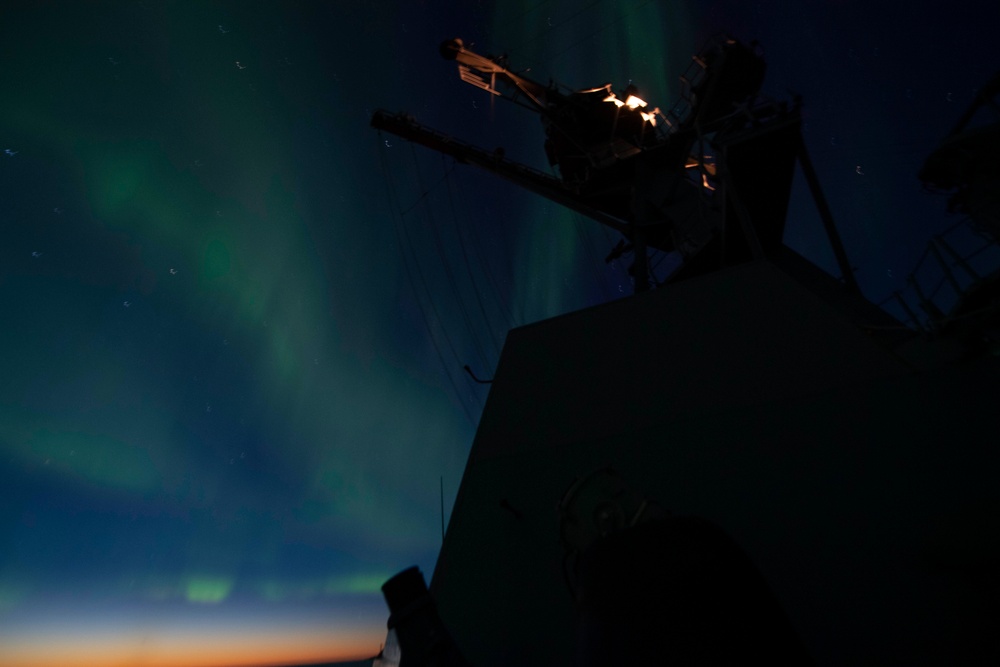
<box><xmin>371</xmin><ymin>36</ymin><xmax>1000</xmax><ymax>666</ymax></box>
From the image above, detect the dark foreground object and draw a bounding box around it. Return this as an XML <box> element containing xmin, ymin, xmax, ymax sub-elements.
<box><xmin>382</xmin><ymin>567</ymin><xmax>471</xmax><ymax>667</ymax></box>
<box><xmin>574</xmin><ymin>515</ymin><xmax>812</xmax><ymax>665</ymax></box>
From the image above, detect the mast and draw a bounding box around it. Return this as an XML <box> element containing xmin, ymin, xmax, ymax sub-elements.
<box><xmin>373</xmin><ymin>35</ymin><xmax>862</xmax><ymax>296</ymax></box>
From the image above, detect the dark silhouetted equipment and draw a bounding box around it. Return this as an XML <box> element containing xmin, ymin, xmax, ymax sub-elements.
<box><xmin>385</xmin><ymin>468</ymin><xmax>812</xmax><ymax>666</ymax></box>
<box><xmin>913</xmin><ymin>71</ymin><xmax>1000</xmax><ymax>344</ymax></box>
<box><xmin>372</xmin><ymin>35</ymin><xmax>859</xmax><ymax>294</ymax></box>
<box><xmin>382</xmin><ymin>567</ymin><xmax>470</xmax><ymax>667</ymax></box>
<box><xmin>373</xmin><ymin>36</ymin><xmax>1000</xmax><ymax>667</ymax></box>
<box><xmin>919</xmin><ymin>70</ymin><xmax>1000</xmax><ymax>244</ymax></box>
<box><xmin>558</xmin><ymin>467</ymin><xmax>811</xmax><ymax>665</ymax></box>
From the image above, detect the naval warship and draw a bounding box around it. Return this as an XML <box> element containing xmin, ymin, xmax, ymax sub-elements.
<box><xmin>369</xmin><ymin>35</ymin><xmax>1000</xmax><ymax>665</ymax></box>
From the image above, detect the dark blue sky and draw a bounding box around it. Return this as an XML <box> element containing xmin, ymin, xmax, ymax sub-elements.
<box><xmin>0</xmin><ymin>1</ymin><xmax>995</xmax><ymax>665</ymax></box>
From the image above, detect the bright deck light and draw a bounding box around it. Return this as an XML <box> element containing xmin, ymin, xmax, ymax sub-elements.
<box><xmin>624</xmin><ymin>94</ymin><xmax>647</xmax><ymax>109</ymax></box>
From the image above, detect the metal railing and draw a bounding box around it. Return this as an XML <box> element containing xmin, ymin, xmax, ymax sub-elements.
<box><xmin>876</xmin><ymin>216</ymin><xmax>1000</xmax><ymax>332</ymax></box>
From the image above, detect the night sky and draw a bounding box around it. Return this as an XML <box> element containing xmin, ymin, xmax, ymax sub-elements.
<box><xmin>0</xmin><ymin>1</ymin><xmax>995</xmax><ymax>666</ymax></box>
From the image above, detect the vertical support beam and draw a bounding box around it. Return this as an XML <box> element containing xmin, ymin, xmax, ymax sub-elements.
<box><xmin>929</xmin><ymin>239</ymin><xmax>964</xmax><ymax>296</ymax></box>
<box><xmin>797</xmin><ymin>138</ymin><xmax>861</xmax><ymax>294</ymax></box>
<box><xmin>630</xmin><ymin>157</ymin><xmax>655</xmax><ymax>293</ymax></box>
<box><xmin>908</xmin><ymin>275</ymin><xmax>945</xmax><ymax>323</ymax></box>
<box><xmin>892</xmin><ymin>291</ymin><xmax>923</xmax><ymax>331</ymax></box>
<box><xmin>632</xmin><ymin>226</ymin><xmax>650</xmax><ymax>293</ymax></box>
<box><xmin>935</xmin><ymin>235</ymin><xmax>980</xmax><ymax>281</ymax></box>
<box><xmin>718</xmin><ymin>146</ymin><xmax>765</xmax><ymax>262</ymax></box>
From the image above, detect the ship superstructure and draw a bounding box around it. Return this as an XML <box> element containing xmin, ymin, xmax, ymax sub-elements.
<box><xmin>373</xmin><ymin>38</ymin><xmax>1000</xmax><ymax>665</ymax></box>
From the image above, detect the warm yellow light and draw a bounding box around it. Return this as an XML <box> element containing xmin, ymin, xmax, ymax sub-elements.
<box><xmin>603</xmin><ymin>94</ymin><xmax>625</xmax><ymax>107</ymax></box>
<box><xmin>624</xmin><ymin>94</ymin><xmax>647</xmax><ymax>109</ymax></box>
<box><xmin>640</xmin><ymin>108</ymin><xmax>659</xmax><ymax>125</ymax></box>
<box><xmin>685</xmin><ymin>158</ymin><xmax>717</xmax><ymax>176</ymax></box>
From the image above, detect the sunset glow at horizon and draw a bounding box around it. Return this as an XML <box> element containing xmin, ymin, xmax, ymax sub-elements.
<box><xmin>0</xmin><ymin>600</ymin><xmax>385</xmax><ymax>667</ymax></box>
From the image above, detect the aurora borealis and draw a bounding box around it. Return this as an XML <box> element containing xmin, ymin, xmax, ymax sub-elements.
<box><xmin>1</xmin><ymin>1</ymin><xmax>994</xmax><ymax>665</ymax></box>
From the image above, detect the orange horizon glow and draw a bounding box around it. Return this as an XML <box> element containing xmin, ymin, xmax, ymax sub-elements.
<box><xmin>0</xmin><ymin>625</ymin><xmax>384</xmax><ymax>667</ymax></box>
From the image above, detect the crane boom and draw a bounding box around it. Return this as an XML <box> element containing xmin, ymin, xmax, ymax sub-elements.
<box><xmin>371</xmin><ymin>109</ymin><xmax>632</xmax><ymax>237</ymax></box>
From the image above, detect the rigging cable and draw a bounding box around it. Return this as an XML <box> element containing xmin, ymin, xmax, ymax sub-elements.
<box><xmin>400</xmin><ymin>164</ymin><xmax>458</xmax><ymax>217</ymax></box>
<box><xmin>409</xmin><ymin>143</ymin><xmax>494</xmax><ymax>375</ymax></box>
<box><xmin>441</xmin><ymin>154</ymin><xmax>505</xmax><ymax>358</ymax></box>
<box><xmin>377</xmin><ymin>132</ymin><xmax>481</xmax><ymax>426</ymax></box>
<box><xmin>447</xmin><ymin>163</ymin><xmax>520</xmax><ymax>331</ymax></box>
<box><xmin>573</xmin><ymin>213</ymin><xmax>615</xmax><ymax>302</ymax></box>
